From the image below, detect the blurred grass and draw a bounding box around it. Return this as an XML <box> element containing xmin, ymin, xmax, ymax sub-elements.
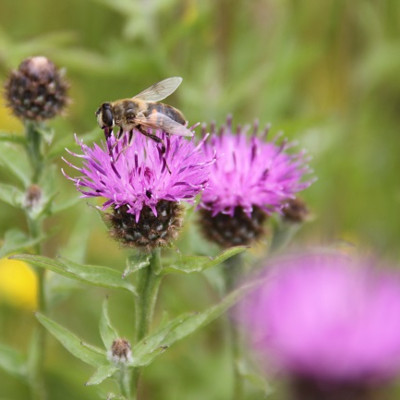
<box><xmin>1</xmin><ymin>0</ymin><xmax>400</xmax><ymax>399</ymax></box>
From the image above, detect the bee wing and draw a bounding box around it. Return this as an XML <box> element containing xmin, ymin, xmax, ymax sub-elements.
<box><xmin>133</xmin><ymin>77</ymin><xmax>183</xmax><ymax>102</ymax></box>
<box><xmin>135</xmin><ymin>112</ymin><xmax>194</xmax><ymax>137</ymax></box>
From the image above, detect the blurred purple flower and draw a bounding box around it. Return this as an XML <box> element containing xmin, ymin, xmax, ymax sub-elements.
<box><xmin>244</xmin><ymin>252</ymin><xmax>400</xmax><ymax>383</ymax></box>
<box><xmin>200</xmin><ymin>117</ymin><xmax>314</xmax><ymax>217</ymax></box>
<box><xmin>62</xmin><ymin>130</ymin><xmax>215</xmax><ymax>222</ymax></box>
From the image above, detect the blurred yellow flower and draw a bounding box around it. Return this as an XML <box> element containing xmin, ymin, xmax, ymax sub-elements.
<box><xmin>0</xmin><ymin>258</ymin><xmax>38</xmax><ymax>310</ymax></box>
<box><xmin>0</xmin><ymin>100</ymin><xmax>24</xmax><ymax>133</ymax></box>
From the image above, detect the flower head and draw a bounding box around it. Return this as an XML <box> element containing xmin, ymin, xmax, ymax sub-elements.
<box><xmin>198</xmin><ymin>117</ymin><xmax>314</xmax><ymax>247</ymax></box>
<box><xmin>243</xmin><ymin>252</ymin><xmax>400</xmax><ymax>385</ymax></box>
<box><xmin>63</xmin><ymin>130</ymin><xmax>215</xmax><ymax>250</ymax></box>
<box><xmin>3</xmin><ymin>56</ymin><xmax>69</xmax><ymax>121</ymax></box>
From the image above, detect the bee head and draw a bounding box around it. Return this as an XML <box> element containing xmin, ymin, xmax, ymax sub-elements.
<box><xmin>96</xmin><ymin>102</ymin><xmax>114</xmax><ymax>129</ymax></box>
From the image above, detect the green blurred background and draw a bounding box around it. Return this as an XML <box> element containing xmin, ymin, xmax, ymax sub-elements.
<box><xmin>0</xmin><ymin>0</ymin><xmax>400</xmax><ymax>399</ymax></box>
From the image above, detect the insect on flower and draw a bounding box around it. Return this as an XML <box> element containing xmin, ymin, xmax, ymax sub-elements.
<box><xmin>95</xmin><ymin>77</ymin><xmax>194</xmax><ymax>157</ymax></box>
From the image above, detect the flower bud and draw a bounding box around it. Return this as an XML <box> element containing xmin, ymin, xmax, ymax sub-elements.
<box><xmin>3</xmin><ymin>56</ymin><xmax>69</xmax><ymax>121</ymax></box>
<box><xmin>282</xmin><ymin>197</ymin><xmax>309</xmax><ymax>223</ymax></box>
<box><xmin>108</xmin><ymin>338</ymin><xmax>132</xmax><ymax>364</ymax></box>
<box><xmin>24</xmin><ymin>184</ymin><xmax>42</xmax><ymax>209</ymax></box>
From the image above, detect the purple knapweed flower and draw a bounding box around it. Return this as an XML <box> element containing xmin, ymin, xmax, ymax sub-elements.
<box><xmin>63</xmin><ymin>130</ymin><xmax>215</xmax><ymax>251</ymax></box>
<box><xmin>242</xmin><ymin>252</ymin><xmax>400</xmax><ymax>399</ymax></box>
<box><xmin>198</xmin><ymin>116</ymin><xmax>314</xmax><ymax>247</ymax></box>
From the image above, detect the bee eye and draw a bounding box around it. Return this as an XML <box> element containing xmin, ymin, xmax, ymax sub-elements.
<box><xmin>102</xmin><ymin>107</ymin><xmax>114</xmax><ymax>127</ymax></box>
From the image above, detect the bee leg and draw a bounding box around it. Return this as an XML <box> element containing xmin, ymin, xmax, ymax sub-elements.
<box><xmin>138</xmin><ymin>127</ymin><xmax>171</xmax><ymax>174</ymax></box>
<box><xmin>109</xmin><ymin>127</ymin><xmax>127</xmax><ymax>162</ymax></box>
<box><xmin>114</xmin><ymin>129</ymin><xmax>134</xmax><ymax>162</ymax></box>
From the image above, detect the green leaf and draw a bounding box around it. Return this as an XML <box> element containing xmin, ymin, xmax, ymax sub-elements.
<box><xmin>238</xmin><ymin>360</ymin><xmax>272</xmax><ymax>395</ymax></box>
<box><xmin>0</xmin><ymin>132</ymin><xmax>26</xmax><ymax>145</ymax></box>
<box><xmin>10</xmin><ymin>254</ymin><xmax>137</xmax><ymax>294</ymax></box>
<box><xmin>36</xmin><ymin>125</ymin><xmax>54</xmax><ymax>145</ymax></box>
<box><xmin>0</xmin><ymin>183</ymin><xmax>25</xmax><ymax>208</ymax></box>
<box><xmin>58</xmin><ymin>210</ymin><xmax>92</xmax><ymax>263</ymax></box>
<box><xmin>0</xmin><ymin>229</ymin><xmax>46</xmax><ymax>258</ymax></box>
<box><xmin>51</xmin><ymin>195</ymin><xmax>81</xmax><ymax>214</ymax></box>
<box><xmin>36</xmin><ymin>313</ymin><xmax>107</xmax><ymax>368</ymax></box>
<box><xmin>129</xmin><ymin>313</ymin><xmax>192</xmax><ymax>367</ymax></box>
<box><xmin>0</xmin><ymin>142</ymin><xmax>31</xmax><ymax>186</ymax></box>
<box><xmin>60</xmin><ymin>257</ymin><xmax>137</xmax><ymax>294</ymax></box>
<box><xmin>163</xmin><ymin>280</ymin><xmax>256</xmax><ymax>347</ymax></box>
<box><xmin>85</xmin><ymin>365</ymin><xmax>119</xmax><ymax>386</ymax></box>
<box><xmin>0</xmin><ymin>342</ymin><xmax>26</xmax><ymax>378</ymax></box>
<box><xmin>122</xmin><ymin>253</ymin><xmax>151</xmax><ymax>278</ymax></box>
<box><xmin>161</xmin><ymin>246</ymin><xmax>248</xmax><ymax>275</ymax></box>
<box><xmin>106</xmin><ymin>394</ymin><xmax>126</xmax><ymax>400</ymax></box>
<box><xmin>100</xmin><ymin>298</ymin><xmax>119</xmax><ymax>349</ymax></box>
<box><xmin>128</xmin><ymin>279</ymin><xmax>257</xmax><ymax>367</ymax></box>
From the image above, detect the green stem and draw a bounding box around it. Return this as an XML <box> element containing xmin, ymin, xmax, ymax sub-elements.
<box><xmin>25</xmin><ymin>121</ymin><xmax>44</xmax><ymax>184</ymax></box>
<box><xmin>131</xmin><ymin>250</ymin><xmax>163</xmax><ymax>399</ymax></box>
<box><xmin>223</xmin><ymin>253</ymin><xmax>245</xmax><ymax>400</ymax></box>
<box><xmin>24</xmin><ymin>122</ymin><xmax>47</xmax><ymax>400</ymax></box>
<box><xmin>269</xmin><ymin>219</ymin><xmax>301</xmax><ymax>255</ymax></box>
<box><xmin>119</xmin><ymin>367</ymin><xmax>132</xmax><ymax>400</ymax></box>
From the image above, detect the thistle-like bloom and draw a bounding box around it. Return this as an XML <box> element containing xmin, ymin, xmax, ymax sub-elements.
<box><xmin>4</xmin><ymin>56</ymin><xmax>69</xmax><ymax>121</ymax></box>
<box><xmin>243</xmin><ymin>252</ymin><xmax>400</xmax><ymax>399</ymax></box>
<box><xmin>63</xmin><ymin>131</ymin><xmax>215</xmax><ymax>251</ymax></box>
<box><xmin>198</xmin><ymin>117</ymin><xmax>314</xmax><ymax>247</ymax></box>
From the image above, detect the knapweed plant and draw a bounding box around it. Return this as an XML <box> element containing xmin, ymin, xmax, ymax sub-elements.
<box><xmin>0</xmin><ymin>57</ymin><xmax>316</xmax><ymax>400</ymax></box>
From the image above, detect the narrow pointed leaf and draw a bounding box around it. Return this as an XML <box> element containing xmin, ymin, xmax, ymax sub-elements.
<box><xmin>0</xmin><ymin>183</ymin><xmax>24</xmax><ymax>208</ymax></box>
<box><xmin>161</xmin><ymin>246</ymin><xmax>248</xmax><ymax>275</ymax></box>
<box><xmin>0</xmin><ymin>229</ymin><xmax>46</xmax><ymax>258</ymax></box>
<box><xmin>0</xmin><ymin>132</ymin><xmax>26</xmax><ymax>144</ymax></box>
<box><xmin>0</xmin><ymin>342</ymin><xmax>26</xmax><ymax>378</ymax></box>
<box><xmin>122</xmin><ymin>253</ymin><xmax>151</xmax><ymax>278</ymax></box>
<box><xmin>59</xmin><ymin>210</ymin><xmax>92</xmax><ymax>263</ymax></box>
<box><xmin>60</xmin><ymin>257</ymin><xmax>137</xmax><ymax>294</ymax></box>
<box><xmin>129</xmin><ymin>313</ymin><xmax>193</xmax><ymax>367</ymax></box>
<box><xmin>0</xmin><ymin>142</ymin><xmax>31</xmax><ymax>186</ymax></box>
<box><xmin>36</xmin><ymin>313</ymin><xmax>107</xmax><ymax>368</ymax></box>
<box><xmin>85</xmin><ymin>365</ymin><xmax>119</xmax><ymax>386</ymax></box>
<box><xmin>100</xmin><ymin>298</ymin><xmax>119</xmax><ymax>349</ymax></box>
<box><xmin>11</xmin><ymin>254</ymin><xmax>137</xmax><ymax>294</ymax></box>
<box><xmin>51</xmin><ymin>195</ymin><xmax>82</xmax><ymax>214</ymax></box>
<box><xmin>128</xmin><ymin>281</ymin><xmax>257</xmax><ymax>367</ymax></box>
<box><xmin>163</xmin><ymin>280</ymin><xmax>256</xmax><ymax>346</ymax></box>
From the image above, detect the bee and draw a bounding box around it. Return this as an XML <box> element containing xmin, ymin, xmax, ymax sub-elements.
<box><xmin>95</xmin><ymin>77</ymin><xmax>193</xmax><ymax>155</ymax></box>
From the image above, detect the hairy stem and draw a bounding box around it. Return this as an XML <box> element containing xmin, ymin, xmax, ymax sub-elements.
<box><xmin>131</xmin><ymin>249</ymin><xmax>162</xmax><ymax>399</ymax></box>
<box><xmin>24</xmin><ymin>123</ymin><xmax>47</xmax><ymax>400</ymax></box>
<box><xmin>223</xmin><ymin>253</ymin><xmax>245</xmax><ymax>400</ymax></box>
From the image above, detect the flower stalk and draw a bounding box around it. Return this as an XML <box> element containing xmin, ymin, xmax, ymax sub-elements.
<box><xmin>24</xmin><ymin>122</ymin><xmax>47</xmax><ymax>400</ymax></box>
<box><xmin>3</xmin><ymin>55</ymin><xmax>69</xmax><ymax>400</ymax></box>
<box><xmin>132</xmin><ymin>250</ymin><xmax>163</xmax><ymax>399</ymax></box>
<box><xmin>223</xmin><ymin>254</ymin><xmax>246</xmax><ymax>400</ymax></box>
